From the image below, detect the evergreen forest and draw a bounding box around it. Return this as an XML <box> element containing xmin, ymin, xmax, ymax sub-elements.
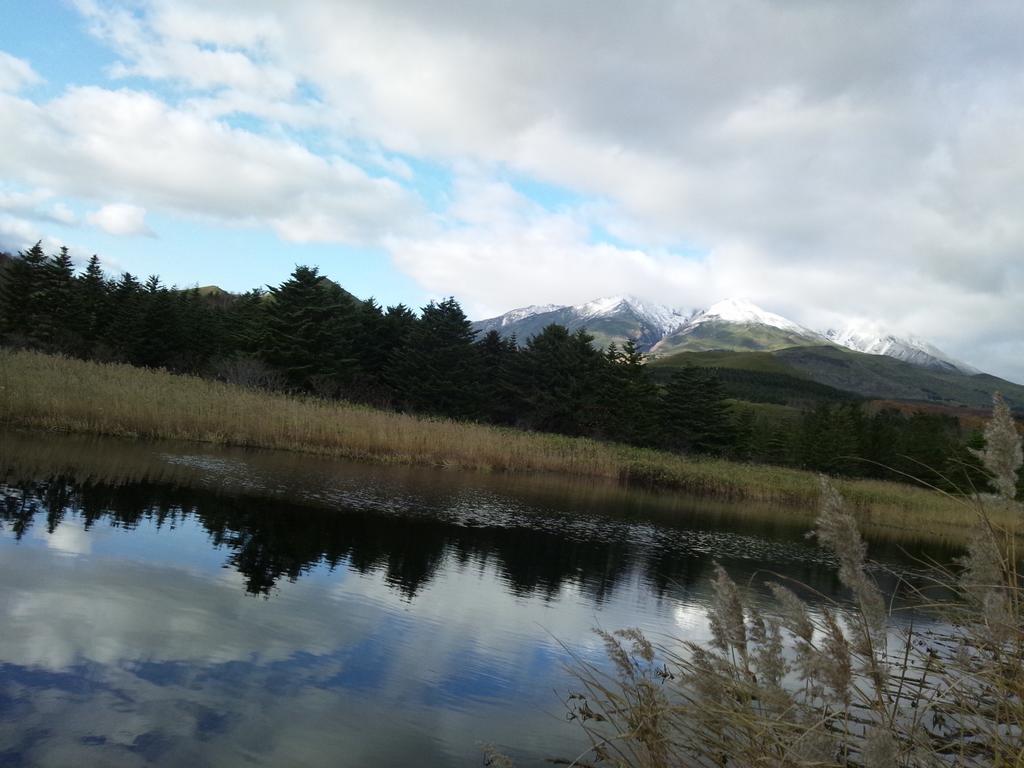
<box><xmin>0</xmin><ymin>244</ymin><xmax>1000</xmax><ymax>492</ymax></box>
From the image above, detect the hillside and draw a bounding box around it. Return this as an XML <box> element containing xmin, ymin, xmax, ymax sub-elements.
<box><xmin>650</xmin><ymin>298</ymin><xmax>826</xmax><ymax>355</ymax></box>
<box><xmin>825</xmin><ymin>324</ymin><xmax>977</xmax><ymax>374</ymax></box>
<box><xmin>474</xmin><ymin>296</ymin><xmax>1009</xmax><ymax>396</ymax></box>
<box><xmin>652</xmin><ymin>319</ymin><xmax>824</xmax><ymax>355</ymax></box>
<box><xmin>649</xmin><ymin>350</ymin><xmax>859</xmax><ymax>406</ymax></box>
<box><xmin>653</xmin><ymin>345</ymin><xmax>1024</xmax><ymax>410</ymax></box>
<box><xmin>195</xmin><ymin>285</ymin><xmax>227</xmax><ymax>297</ymax></box>
<box><xmin>649</xmin><ymin>349</ymin><xmax>801</xmax><ymax>376</ymax></box>
<box><xmin>774</xmin><ymin>346</ymin><xmax>1024</xmax><ymax>410</ymax></box>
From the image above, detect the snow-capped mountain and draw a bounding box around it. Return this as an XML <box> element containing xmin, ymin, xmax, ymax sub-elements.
<box><xmin>493</xmin><ymin>304</ymin><xmax>563</xmax><ymax>327</ymax></box>
<box><xmin>650</xmin><ymin>297</ymin><xmax>826</xmax><ymax>355</ymax></box>
<box><xmin>473</xmin><ymin>295</ymin><xmax>981</xmax><ymax>375</ymax></box>
<box><xmin>825</xmin><ymin>325</ymin><xmax>978</xmax><ymax>375</ymax></box>
<box><xmin>472</xmin><ymin>296</ymin><xmax>690</xmax><ymax>351</ymax></box>
<box><xmin>686</xmin><ymin>297</ymin><xmax>815</xmax><ymax>335</ymax></box>
<box><xmin>574</xmin><ymin>295</ymin><xmax>691</xmax><ymax>337</ymax></box>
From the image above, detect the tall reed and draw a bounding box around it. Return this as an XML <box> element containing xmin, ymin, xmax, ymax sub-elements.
<box><xmin>562</xmin><ymin>394</ymin><xmax>1023</xmax><ymax>767</ymax></box>
<box><xmin>0</xmin><ymin>348</ymin><xmax>1000</xmax><ymax>542</ymax></box>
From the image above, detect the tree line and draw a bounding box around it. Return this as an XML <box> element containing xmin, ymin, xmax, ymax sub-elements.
<box><xmin>0</xmin><ymin>244</ymin><xmax>998</xmax><ymax>490</ymax></box>
<box><xmin>3</xmin><ymin>475</ymin><xmax>737</xmax><ymax>600</ymax></box>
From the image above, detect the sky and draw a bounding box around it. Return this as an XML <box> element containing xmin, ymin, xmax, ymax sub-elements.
<box><xmin>0</xmin><ymin>0</ymin><xmax>1021</xmax><ymax>382</ymax></box>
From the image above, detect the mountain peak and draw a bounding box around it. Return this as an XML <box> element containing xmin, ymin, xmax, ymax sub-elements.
<box><xmin>649</xmin><ymin>296</ymin><xmax>823</xmax><ymax>355</ymax></box>
<box><xmin>576</xmin><ymin>295</ymin><xmax>631</xmax><ymax>317</ymax></box>
<box><xmin>694</xmin><ymin>297</ymin><xmax>811</xmax><ymax>335</ymax></box>
<box><xmin>493</xmin><ymin>304</ymin><xmax>564</xmax><ymax>326</ymax></box>
<box><xmin>575</xmin><ymin>295</ymin><xmax>688</xmax><ymax>335</ymax></box>
<box><xmin>472</xmin><ymin>294</ymin><xmax>987</xmax><ymax>377</ymax></box>
<box><xmin>825</xmin><ymin>323</ymin><xmax>978</xmax><ymax>374</ymax></box>
<box><xmin>472</xmin><ymin>295</ymin><xmax>689</xmax><ymax>350</ymax></box>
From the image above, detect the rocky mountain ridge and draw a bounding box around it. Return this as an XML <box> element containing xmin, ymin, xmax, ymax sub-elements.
<box><xmin>473</xmin><ymin>295</ymin><xmax>980</xmax><ymax>376</ymax></box>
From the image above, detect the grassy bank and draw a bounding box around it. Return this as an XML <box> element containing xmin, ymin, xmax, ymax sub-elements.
<box><xmin>0</xmin><ymin>348</ymin><xmax>994</xmax><ymax>541</ymax></box>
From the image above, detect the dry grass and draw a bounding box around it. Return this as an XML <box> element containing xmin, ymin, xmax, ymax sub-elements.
<box><xmin>561</xmin><ymin>399</ymin><xmax>1024</xmax><ymax>767</ymax></box>
<box><xmin>0</xmin><ymin>348</ymin><xmax>998</xmax><ymax>542</ymax></box>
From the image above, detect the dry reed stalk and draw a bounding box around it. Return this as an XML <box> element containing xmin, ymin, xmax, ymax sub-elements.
<box><xmin>0</xmin><ymin>348</ymin><xmax>996</xmax><ymax>541</ymax></box>
<box><xmin>562</xmin><ymin>394</ymin><xmax>1023</xmax><ymax>767</ymax></box>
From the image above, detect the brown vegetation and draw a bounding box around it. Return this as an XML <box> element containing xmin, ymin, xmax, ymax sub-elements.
<box><xmin>562</xmin><ymin>396</ymin><xmax>1023</xmax><ymax>767</ymax></box>
<box><xmin>0</xmin><ymin>348</ymin><xmax>1002</xmax><ymax>542</ymax></box>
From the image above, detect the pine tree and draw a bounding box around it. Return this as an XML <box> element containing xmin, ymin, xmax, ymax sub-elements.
<box><xmin>105</xmin><ymin>272</ymin><xmax>144</xmax><ymax>362</ymax></box>
<box><xmin>598</xmin><ymin>340</ymin><xmax>659</xmax><ymax>445</ymax></box>
<box><xmin>170</xmin><ymin>286</ymin><xmax>223</xmax><ymax>372</ymax></box>
<box><xmin>389</xmin><ymin>297</ymin><xmax>481</xmax><ymax>418</ymax></box>
<box><xmin>375</xmin><ymin>304</ymin><xmax>418</xmax><ymax>403</ymax></box>
<box><xmin>129</xmin><ymin>275</ymin><xmax>177</xmax><ymax>367</ymax></box>
<box><xmin>224</xmin><ymin>288</ymin><xmax>268</xmax><ymax>356</ymax></box>
<box><xmin>39</xmin><ymin>246</ymin><xmax>78</xmax><ymax>352</ymax></box>
<box><xmin>319</xmin><ymin>279</ymin><xmax>363</xmax><ymax>395</ymax></box>
<box><xmin>731</xmin><ymin>406</ymin><xmax>756</xmax><ymax>461</ymax></box>
<box><xmin>0</xmin><ymin>242</ymin><xmax>47</xmax><ymax>346</ymax></box>
<box><xmin>864</xmin><ymin>408</ymin><xmax>906</xmax><ymax>477</ymax></box>
<box><xmin>901</xmin><ymin>412</ymin><xmax>961</xmax><ymax>489</ymax></box>
<box><xmin>263</xmin><ymin>266</ymin><xmax>359</xmax><ymax>394</ymax></box>
<box><xmin>518</xmin><ymin>325</ymin><xmax>606</xmax><ymax>436</ymax></box>
<box><xmin>798</xmin><ymin>403</ymin><xmax>864</xmax><ymax>474</ymax></box>
<box><xmin>348</xmin><ymin>297</ymin><xmax>386</xmax><ymax>398</ymax></box>
<box><xmin>477</xmin><ymin>329</ymin><xmax>521</xmax><ymax>425</ymax></box>
<box><xmin>659</xmin><ymin>367</ymin><xmax>735</xmax><ymax>454</ymax></box>
<box><xmin>762</xmin><ymin>419</ymin><xmax>796</xmax><ymax>466</ymax></box>
<box><xmin>77</xmin><ymin>255</ymin><xmax>110</xmax><ymax>357</ymax></box>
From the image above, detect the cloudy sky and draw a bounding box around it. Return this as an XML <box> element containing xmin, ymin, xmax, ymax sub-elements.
<box><xmin>1</xmin><ymin>0</ymin><xmax>1021</xmax><ymax>380</ymax></box>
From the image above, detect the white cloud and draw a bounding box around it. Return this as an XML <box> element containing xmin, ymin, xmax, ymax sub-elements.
<box><xmin>0</xmin><ymin>85</ymin><xmax>420</xmax><ymax>244</ymax></box>
<box><xmin>0</xmin><ymin>51</ymin><xmax>41</xmax><ymax>93</ymax></box>
<box><xmin>0</xmin><ymin>213</ymin><xmax>44</xmax><ymax>251</ymax></box>
<box><xmin>0</xmin><ymin>213</ymin><xmax>67</xmax><ymax>255</ymax></box>
<box><xmin>4</xmin><ymin>2</ymin><xmax>1024</xmax><ymax>380</ymax></box>
<box><xmin>87</xmin><ymin>202</ymin><xmax>152</xmax><ymax>236</ymax></box>
<box><xmin>387</xmin><ymin>176</ymin><xmax>699</xmax><ymax>318</ymax></box>
<box><xmin>390</xmin><ymin>176</ymin><xmax>1023</xmax><ymax>380</ymax></box>
<box><xmin>0</xmin><ymin>188</ymin><xmax>66</xmax><ymax>222</ymax></box>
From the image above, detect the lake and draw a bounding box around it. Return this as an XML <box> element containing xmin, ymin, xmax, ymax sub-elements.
<box><xmin>0</xmin><ymin>429</ymin><xmax>952</xmax><ymax>767</ymax></box>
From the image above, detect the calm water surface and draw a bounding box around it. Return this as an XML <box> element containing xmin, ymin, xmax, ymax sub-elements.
<box><xmin>0</xmin><ymin>430</ymin><xmax>951</xmax><ymax>767</ymax></box>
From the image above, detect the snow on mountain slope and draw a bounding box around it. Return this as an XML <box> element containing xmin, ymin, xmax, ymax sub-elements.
<box><xmin>475</xmin><ymin>296</ymin><xmax>689</xmax><ymax>340</ymax></box>
<box><xmin>825</xmin><ymin>325</ymin><xmax>979</xmax><ymax>374</ymax></box>
<box><xmin>493</xmin><ymin>304</ymin><xmax>564</xmax><ymax>326</ymax></box>
<box><xmin>689</xmin><ymin>297</ymin><xmax>817</xmax><ymax>335</ymax></box>
<box><xmin>650</xmin><ymin>297</ymin><xmax>825</xmax><ymax>354</ymax></box>
<box><xmin>576</xmin><ymin>295</ymin><xmax>690</xmax><ymax>336</ymax></box>
<box><xmin>474</xmin><ymin>296</ymin><xmax>985</xmax><ymax>376</ymax></box>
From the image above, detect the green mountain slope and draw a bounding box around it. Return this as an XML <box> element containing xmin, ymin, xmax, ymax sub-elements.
<box><xmin>649</xmin><ymin>349</ymin><xmax>804</xmax><ymax>376</ymax></box>
<box><xmin>651</xmin><ymin>319</ymin><xmax>824</xmax><ymax>355</ymax></box>
<box><xmin>773</xmin><ymin>346</ymin><xmax>1024</xmax><ymax>410</ymax></box>
<box><xmin>651</xmin><ymin>346</ymin><xmax>1024</xmax><ymax>410</ymax></box>
<box><xmin>648</xmin><ymin>350</ymin><xmax>858</xmax><ymax>405</ymax></box>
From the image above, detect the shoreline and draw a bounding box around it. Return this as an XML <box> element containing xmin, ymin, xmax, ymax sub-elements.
<box><xmin>0</xmin><ymin>348</ymin><xmax>997</xmax><ymax>542</ymax></box>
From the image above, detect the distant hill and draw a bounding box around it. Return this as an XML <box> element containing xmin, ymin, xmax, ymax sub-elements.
<box><xmin>195</xmin><ymin>285</ymin><xmax>228</xmax><ymax>297</ymax></box>
<box><xmin>653</xmin><ymin>345</ymin><xmax>1024</xmax><ymax>411</ymax></box>
<box><xmin>774</xmin><ymin>346</ymin><xmax>1024</xmax><ymax>410</ymax></box>
<box><xmin>649</xmin><ymin>349</ymin><xmax>802</xmax><ymax>376</ymax></box>
<box><xmin>649</xmin><ymin>349</ymin><xmax>858</xmax><ymax>406</ymax></box>
<box><xmin>188</xmin><ymin>277</ymin><xmax>358</xmax><ymax>304</ymax></box>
